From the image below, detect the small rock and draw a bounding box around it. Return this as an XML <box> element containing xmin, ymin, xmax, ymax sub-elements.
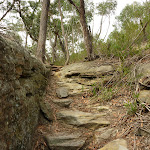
<box><xmin>95</xmin><ymin>128</ymin><xmax>117</xmax><ymax>144</ymax></box>
<box><xmin>139</xmin><ymin>90</ymin><xmax>150</xmax><ymax>104</ymax></box>
<box><xmin>98</xmin><ymin>139</ymin><xmax>128</xmax><ymax>150</ymax></box>
<box><xmin>56</xmin><ymin>87</ymin><xmax>69</xmax><ymax>98</ymax></box>
<box><xmin>96</xmin><ymin>127</ymin><xmax>107</xmax><ymax>132</ymax></box>
<box><xmin>57</xmin><ymin>110</ymin><xmax>110</xmax><ymax>129</ymax></box>
<box><xmin>39</xmin><ymin>100</ymin><xmax>53</xmax><ymax>121</ymax></box>
<box><xmin>45</xmin><ymin>133</ymin><xmax>86</xmax><ymax>150</ymax></box>
<box><xmin>93</xmin><ymin>106</ymin><xmax>111</xmax><ymax>112</ymax></box>
<box><xmin>52</xmin><ymin>99</ymin><xmax>73</xmax><ymax>107</ymax></box>
<box><xmin>135</xmin><ymin>127</ymin><xmax>150</xmax><ymax>136</ymax></box>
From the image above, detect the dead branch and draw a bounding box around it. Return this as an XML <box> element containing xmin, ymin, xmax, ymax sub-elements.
<box><xmin>127</xmin><ymin>20</ymin><xmax>150</xmax><ymax>50</ymax></box>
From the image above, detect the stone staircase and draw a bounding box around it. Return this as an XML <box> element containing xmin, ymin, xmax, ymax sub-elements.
<box><xmin>41</xmin><ymin>85</ymin><xmax>128</xmax><ymax>150</ymax></box>
<box><xmin>40</xmin><ymin>60</ymin><xmax>150</xmax><ymax>150</ymax></box>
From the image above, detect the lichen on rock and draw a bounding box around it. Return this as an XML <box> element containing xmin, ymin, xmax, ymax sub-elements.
<box><xmin>0</xmin><ymin>35</ymin><xmax>50</xmax><ymax>150</ymax></box>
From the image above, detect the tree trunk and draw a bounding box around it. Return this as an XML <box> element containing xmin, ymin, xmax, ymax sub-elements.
<box><xmin>140</xmin><ymin>19</ymin><xmax>147</xmax><ymax>41</ymax></box>
<box><xmin>95</xmin><ymin>15</ymin><xmax>104</xmax><ymax>42</ymax></box>
<box><xmin>79</xmin><ymin>0</ymin><xmax>93</xmax><ymax>60</ymax></box>
<box><xmin>71</xmin><ymin>6</ymin><xmax>75</xmax><ymax>53</ymax></box>
<box><xmin>25</xmin><ymin>31</ymin><xmax>28</xmax><ymax>48</ymax></box>
<box><xmin>58</xmin><ymin>0</ymin><xmax>69</xmax><ymax>65</ymax></box>
<box><xmin>104</xmin><ymin>15</ymin><xmax>110</xmax><ymax>41</ymax></box>
<box><xmin>58</xmin><ymin>34</ymin><xmax>67</xmax><ymax>59</ymax></box>
<box><xmin>67</xmin><ymin>0</ymin><xmax>93</xmax><ymax>61</ymax></box>
<box><xmin>49</xmin><ymin>32</ymin><xmax>57</xmax><ymax>63</ymax></box>
<box><xmin>36</xmin><ymin>0</ymin><xmax>50</xmax><ymax>63</ymax></box>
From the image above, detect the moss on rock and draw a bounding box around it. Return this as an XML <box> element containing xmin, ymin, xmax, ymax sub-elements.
<box><xmin>0</xmin><ymin>35</ymin><xmax>51</xmax><ymax>150</ymax></box>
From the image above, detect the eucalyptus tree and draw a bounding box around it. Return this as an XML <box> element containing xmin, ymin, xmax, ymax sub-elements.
<box><xmin>16</xmin><ymin>0</ymin><xmax>41</xmax><ymax>42</ymax></box>
<box><xmin>0</xmin><ymin>0</ymin><xmax>17</xmax><ymax>22</ymax></box>
<box><xmin>58</xmin><ymin>0</ymin><xmax>70</xmax><ymax>65</ymax></box>
<box><xmin>0</xmin><ymin>0</ymin><xmax>41</xmax><ymax>46</ymax></box>
<box><xmin>36</xmin><ymin>0</ymin><xmax>50</xmax><ymax>63</ymax></box>
<box><xmin>48</xmin><ymin>0</ymin><xmax>68</xmax><ymax>63</ymax></box>
<box><xmin>48</xmin><ymin>0</ymin><xmax>93</xmax><ymax>63</ymax></box>
<box><xmin>116</xmin><ymin>1</ymin><xmax>150</xmax><ymax>41</ymax></box>
<box><xmin>107</xmin><ymin>1</ymin><xmax>150</xmax><ymax>59</ymax></box>
<box><xmin>67</xmin><ymin>0</ymin><xmax>94</xmax><ymax>61</ymax></box>
<box><xmin>96</xmin><ymin>0</ymin><xmax>117</xmax><ymax>41</ymax></box>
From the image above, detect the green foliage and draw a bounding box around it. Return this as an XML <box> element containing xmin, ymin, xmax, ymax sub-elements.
<box><xmin>94</xmin><ymin>1</ymin><xmax>150</xmax><ymax>60</ymax></box>
<box><xmin>96</xmin><ymin>0</ymin><xmax>117</xmax><ymax>16</ymax></box>
<box><xmin>124</xmin><ymin>101</ymin><xmax>137</xmax><ymax>115</ymax></box>
<box><xmin>69</xmin><ymin>50</ymin><xmax>87</xmax><ymax>63</ymax></box>
<box><xmin>1</xmin><ymin>0</ymin><xmax>150</xmax><ymax>64</ymax></box>
<box><xmin>100</xmin><ymin>87</ymin><xmax>115</xmax><ymax>101</ymax></box>
<box><xmin>27</xmin><ymin>42</ymin><xmax>37</xmax><ymax>55</ymax></box>
<box><xmin>91</xmin><ymin>82</ymin><xmax>115</xmax><ymax>101</ymax></box>
<box><xmin>18</xmin><ymin>1</ymin><xmax>41</xmax><ymax>41</ymax></box>
<box><xmin>118</xmin><ymin>62</ymin><xmax>131</xmax><ymax>77</ymax></box>
<box><xmin>7</xmin><ymin>31</ymin><xmax>23</xmax><ymax>44</ymax></box>
<box><xmin>54</xmin><ymin>57</ymin><xmax>65</xmax><ymax>66</ymax></box>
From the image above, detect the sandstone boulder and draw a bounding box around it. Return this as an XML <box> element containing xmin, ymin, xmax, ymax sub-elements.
<box><xmin>95</xmin><ymin>128</ymin><xmax>117</xmax><ymax>144</ymax></box>
<box><xmin>0</xmin><ymin>35</ymin><xmax>50</xmax><ymax>149</ymax></box>
<box><xmin>136</xmin><ymin>63</ymin><xmax>150</xmax><ymax>88</ymax></box>
<box><xmin>55</xmin><ymin>62</ymin><xmax>114</xmax><ymax>95</ymax></box>
<box><xmin>52</xmin><ymin>99</ymin><xmax>73</xmax><ymax>107</ymax></box>
<box><xmin>56</xmin><ymin>87</ymin><xmax>69</xmax><ymax>98</ymax></box>
<box><xmin>98</xmin><ymin>139</ymin><xmax>128</xmax><ymax>150</ymax></box>
<box><xmin>57</xmin><ymin>110</ymin><xmax>110</xmax><ymax>129</ymax></box>
<box><xmin>138</xmin><ymin>90</ymin><xmax>150</xmax><ymax>104</ymax></box>
<box><xmin>45</xmin><ymin>133</ymin><xmax>86</xmax><ymax>150</ymax></box>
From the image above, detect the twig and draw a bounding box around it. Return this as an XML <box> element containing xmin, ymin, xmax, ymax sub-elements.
<box><xmin>145</xmin><ymin>105</ymin><xmax>150</xmax><ymax>111</ymax></box>
<box><xmin>133</xmin><ymin>134</ymin><xmax>136</xmax><ymax>150</ymax></box>
<box><xmin>140</xmin><ymin>128</ymin><xmax>150</xmax><ymax>134</ymax></box>
<box><xmin>120</xmin><ymin>125</ymin><xmax>133</xmax><ymax>137</ymax></box>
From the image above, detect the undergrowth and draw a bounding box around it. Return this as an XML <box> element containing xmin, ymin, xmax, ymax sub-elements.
<box><xmin>90</xmin><ymin>52</ymin><xmax>150</xmax><ymax>115</ymax></box>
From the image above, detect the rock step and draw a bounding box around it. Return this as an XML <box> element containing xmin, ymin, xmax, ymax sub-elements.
<box><xmin>54</xmin><ymin>62</ymin><xmax>114</xmax><ymax>95</ymax></box>
<box><xmin>57</xmin><ymin>110</ymin><xmax>110</xmax><ymax>130</ymax></box>
<box><xmin>45</xmin><ymin>133</ymin><xmax>86</xmax><ymax>150</ymax></box>
<box><xmin>56</xmin><ymin>87</ymin><xmax>69</xmax><ymax>98</ymax></box>
<box><xmin>52</xmin><ymin>99</ymin><xmax>73</xmax><ymax>107</ymax></box>
<box><xmin>95</xmin><ymin>128</ymin><xmax>117</xmax><ymax>144</ymax></box>
<box><xmin>98</xmin><ymin>139</ymin><xmax>128</xmax><ymax>150</ymax></box>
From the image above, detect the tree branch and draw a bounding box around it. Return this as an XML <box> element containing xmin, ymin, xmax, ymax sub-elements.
<box><xmin>17</xmin><ymin>0</ymin><xmax>38</xmax><ymax>42</ymax></box>
<box><xmin>67</xmin><ymin>0</ymin><xmax>80</xmax><ymax>13</ymax></box>
<box><xmin>0</xmin><ymin>0</ymin><xmax>16</xmax><ymax>22</ymax></box>
<box><xmin>0</xmin><ymin>0</ymin><xmax>5</xmax><ymax>5</ymax></box>
<box><xmin>127</xmin><ymin>20</ymin><xmax>150</xmax><ymax>50</ymax></box>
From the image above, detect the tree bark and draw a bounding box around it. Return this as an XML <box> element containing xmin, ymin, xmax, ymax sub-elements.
<box><xmin>79</xmin><ymin>0</ymin><xmax>93</xmax><ymax>60</ymax></box>
<box><xmin>25</xmin><ymin>31</ymin><xmax>28</xmax><ymax>48</ymax></box>
<box><xmin>58</xmin><ymin>33</ymin><xmax>67</xmax><ymax>59</ymax></box>
<box><xmin>95</xmin><ymin>15</ymin><xmax>104</xmax><ymax>42</ymax></box>
<box><xmin>67</xmin><ymin>0</ymin><xmax>93</xmax><ymax>61</ymax></box>
<box><xmin>36</xmin><ymin>0</ymin><xmax>50</xmax><ymax>63</ymax></box>
<box><xmin>58</xmin><ymin>0</ymin><xmax>69</xmax><ymax>65</ymax></box>
<box><xmin>140</xmin><ymin>19</ymin><xmax>147</xmax><ymax>41</ymax></box>
<box><xmin>49</xmin><ymin>32</ymin><xmax>57</xmax><ymax>63</ymax></box>
<box><xmin>104</xmin><ymin>15</ymin><xmax>110</xmax><ymax>41</ymax></box>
